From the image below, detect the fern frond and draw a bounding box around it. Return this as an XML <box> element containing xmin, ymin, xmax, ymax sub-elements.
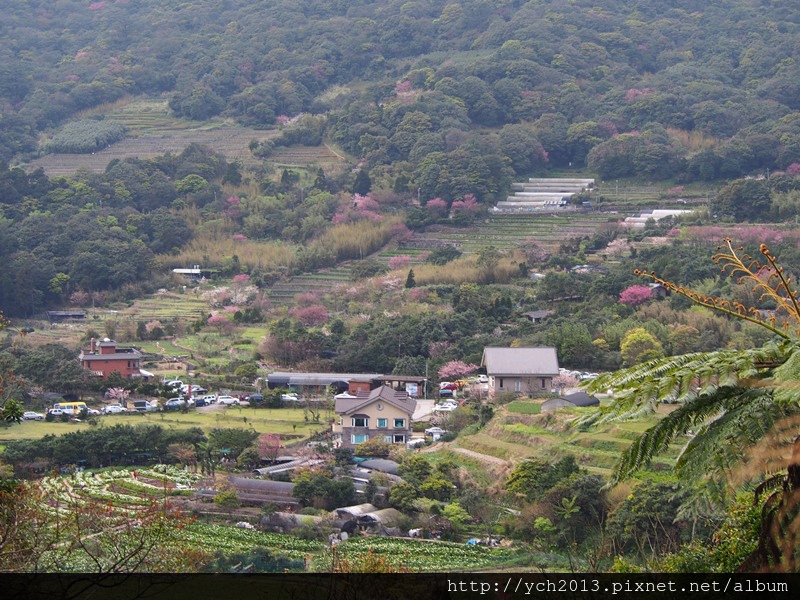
<box><xmin>609</xmin><ymin>387</ymin><xmax>747</xmax><ymax>484</ymax></box>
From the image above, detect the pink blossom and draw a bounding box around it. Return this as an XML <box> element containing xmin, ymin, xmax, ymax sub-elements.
<box><xmin>232</xmin><ymin>234</ymin><xmax>248</xmax><ymax>241</ymax></box>
<box><xmin>294</xmin><ymin>292</ymin><xmax>320</xmax><ymax>307</ymax></box>
<box><xmin>619</xmin><ymin>285</ymin><xmax>654</xmax><ymax>306</ymax></box>
<box><xmin>144</xmin><ymin>320</ymin><xmax>163</xmax><ymax>333</ymax></box>
<box><xmin>359</xmin><ymin>210</ymin><xmax>382</xmax><ymax>222</ymax></box>
<box><xmin>409</xmin><ymin>288</ymin><xmax>429</xmax><ymax>302</ymax></box>
<box><xmin>426</xmin><ymin>197</ymin><xmax>448</xmax><ymax>214</ymax></box>
<box><xmin>74</xmin><ymin>51</ymin><xmax>89</xmax><ymax>61</ymax></box>
<box><xmin>451</xmin><ymin>194</ymin><xmax>479</xmax><ymax>214</ymax></box>
<box><xmin>207</xmin><ymin>314</ymin><xmax>229</xmax><ymax>327</ymax></box>
<box><xmin>225</xmin><ymin>196</ymin><xmax>241</xmax><ymax>207</ymax></box>
<box><xmin>395</xmin><ymin>80</ymin><xmax>413</xmax><ymax>94</ymax></box>
<box><xmin>625</xmin><ymin>88</ymin><xmax>653</xmax><ymax>102</ymax></box>
<box><xmin>275</xmin><ymin>115</ymin><xmax>290</xmax><ymax>125</ymax></box>
<box><xmin>89</xmin><ymin>2</ymin><xmax>106</xmax><ymax>10</ymax></box>
<box><xmin>786</xmin><ymin>163</ymin><xmax>800</xmax><ymax>177</ymax></box>
<box><xmin>223</xmin><ymin>305</ymin><xmax>240</xmax><ymax>313</ymax></box>
<box><xmin>438</xmin><ymin>360</ymin><xmax>479</xmax><ymax>380</ymax></box>
<box><xmin>233</xmin><ymin>273</ymin><xmax>250</xmax><ymax>282</ymax></box>
<box><xmin>289</xmin><ymin>304</ymin><xmax>329</xmax><ymax>326</ymax></box>
<box><xmin>331</xmin><ymin>211</ymin><xmax>349</xmax><ymax>225</ymax></box>
<box><xmin>389</xmin><ymin>223</ymin><xmax>413</xmax><ymax>242</ymax></box>
<box><xmin>388</xmin><ymin>255</ymin><xmax>412</xmax><ymax>270</ymax></box>
<box><xmin>352</xmin><ymin>193</ymin><xmax>379</xmax><ymax>211</ymax></box>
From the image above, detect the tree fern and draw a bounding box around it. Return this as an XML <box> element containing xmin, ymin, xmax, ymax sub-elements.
<box><xmin>582</xmin><ymin>241</ymin><xmax>800</xmax><ymax>498</ymax></box>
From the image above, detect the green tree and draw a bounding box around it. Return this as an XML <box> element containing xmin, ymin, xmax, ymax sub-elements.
<box><xmin>388</xmin><ymin>482</ymin><xmax>418</xmax><ymax>512</ymax></box>
<box><xmin>583</xmin><ymin>241</ymin><xmax>800</xmax><ymax>570</ymax></box>
<box><xmin>404</xmin><ymin>269</ymin><xmax>416</xmax><ymax>289</ymax></box>
<box><xmin>620</xmin><ymin>327</ymin><xmax>665</xmax><ymax>366</ymax></box>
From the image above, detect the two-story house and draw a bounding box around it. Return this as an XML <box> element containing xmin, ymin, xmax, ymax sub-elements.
<box><xmin>481</xmin><ymin>346</ymin><xmax>560</xmax><ymax>398</ymax></box>
<box><xmin>78</xmin><ymin>337</ymin><xmax>147</xmax><ymax>380</ymax></box>
<box><xmin>333</xmin><ymin>385</ymin><xmax>417</xmax><ymax>449</ymax></box>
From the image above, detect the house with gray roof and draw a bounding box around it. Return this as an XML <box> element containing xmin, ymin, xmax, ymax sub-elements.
<box><xmin>333</xmin><ymin>385</ymin><xmax>417</xmax><ymax>449</ymax></box>
<box><xmin>480</xmin><ymin>346</ymin><xmax>560</xmax><ymax>398</ymax></box>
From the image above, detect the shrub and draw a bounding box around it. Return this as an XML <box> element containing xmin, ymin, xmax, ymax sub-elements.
<box><xmin>45</xmin><ymin>119</ymin><xmax>127</xmax><ymax>154</ymax></box>
<box><xmin>213</xmin><ymin>489</ymin><xmax>241</xmax><ymax>508</ymax></box>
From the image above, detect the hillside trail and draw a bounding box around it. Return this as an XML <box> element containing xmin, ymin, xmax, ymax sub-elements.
<box><xmin>422</xmin><ymin>442</ymin><xmax>509</xmax><ymax>467</ymax></box>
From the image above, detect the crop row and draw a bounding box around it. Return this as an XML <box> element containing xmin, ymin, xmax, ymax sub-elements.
<box><xmin>184</xmin><ymin>522</ymin><xmax>325</xmax><ymax>559</ymax></box>
<box><xmin>315</xmin><ymin>536</ymin><xmax>517</xmax><ymax>572</ymax></box>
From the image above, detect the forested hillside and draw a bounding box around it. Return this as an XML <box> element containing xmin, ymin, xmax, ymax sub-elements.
<box><xmin>2</xmin><ymin>1</ymin><xmax>800</xmax><ymax>319</ymax></box>
<box><xmin>0</xmin><ymin>0</ymin><xmax>798</xmax><ymax>183</ymax></box>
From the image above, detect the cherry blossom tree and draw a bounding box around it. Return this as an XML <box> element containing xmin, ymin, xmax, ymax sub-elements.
<box><xmin>259</xmin><ymin>433</ymin><xmax>282</xmax><ymax>463</ymax></box>
<box><xmin>552</xmin><ymin>373</ymin><xmax>579</xmax><ymax>394</ymax></box>
<box><xmin>438</xmin><ymin>360</ymin><xmax>479</xmax><ymax>380</ymax></box>
<box><xmin>289</xmin><ymin>305</ymin><xmax>329</xmax><ymax>326</ymax></box>
<box><xmin>619</xmin><ymin>284</ymin><xmax>654</xmax><ymax>306</ymax></box>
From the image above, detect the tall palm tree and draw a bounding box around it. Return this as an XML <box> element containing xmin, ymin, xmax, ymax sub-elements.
<box><xmin>582</xmin><ymin>240</ymin><xmax>800</xmax><ymax>569</ymax></box>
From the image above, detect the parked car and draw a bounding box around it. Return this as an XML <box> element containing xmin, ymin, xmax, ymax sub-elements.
<box><xmin>48</xmin><ymin>408</ymin><xmax>64</xmax><ymax>417</ymax></box>
<box><xmin>194</xmin><ymin>397</ymin><xmax>208</xmax><ymax>407</ymax></box>
<box><xmin>23</xmin><ymin>411</ymin><xmax>45</xmax><ymax>421</ymax></box>
<box><xmin>132</xmin><ymin>400</ymin><xmax>159</xmax><ymax>413</ymax></box>
<box><xmin>247</xmin><ymin>393</ymin><xmax>263</xmax><ymax>404</ymax></box>
<box><xmin>86</xmin><ymin>408</ymin><xmax>101</xmax><ymax>416</ymax></box>
<box><xmin>424</xmin><ymin>426</ymin><xmax>447</xmax><ymax>436</ymax></box>
<box><xmin>434</xmin><ymin>402</ymin><xmax>458</xmax><ymax>412</ymax></box>
<box><xmin>165</xmin><ymin>380</ymin><xmax>183</xmax><ymax>389</ymax></box>
<box><xmin>477</xmin><ymin>374</ymin><xmax>489</xmax><ymax>383</ymax></box>
<box><xmin>164</xmin><ymin>398</ymin><xmax>186</xmax><ymax>410</ymax></box>
<box><xmin>438</xmin><ymin>389</ymin><xmax>455</xmax><ymax>398</ymax></box>
<box><xmin>181</xmin><ymin>384</ymin><xmax>207</xmax><ymax>395</ymax></box>
<box><xmin>281</xmin><ymin>392</ymin><xmax>300</xmax><ymax>402</ymax></box>
<box><xmin>101</xmin><ymin>404</ymin><xmax>127</xmax><ymax>414</ymax></box>
<box><xmin>439</xmin><ymin>382</ymin><xmax>458</xmax><ymax>391</ymax></box>
<box><xmin>217</xmin><ymin>395</ymin><xmax>239</xmax><ymax>405</ymax></box>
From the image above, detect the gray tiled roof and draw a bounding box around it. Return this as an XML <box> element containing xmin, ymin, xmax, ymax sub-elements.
<box><xmin>335</xmin><ymin>385</ymin><xmax>416</xmax><ymax>416</ymax></box>
<box><xmin>481</xmin><ymin>347</ymin><xmax>559</xmax><ymax>376</ymax></box>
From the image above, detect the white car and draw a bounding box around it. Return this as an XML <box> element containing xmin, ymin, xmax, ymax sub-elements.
<box><xmin>281</xmin><ymin>393</ymin><xmax>300</xmax><ymax>402</ymax></box>
<box><xmin>217</xmin><ymin>395</ymin><xmax>239</xmax><ymax>405</ymax></box>
<box><xmin>477</xmin><ymin>374</ymin><xmax>489</xmax><ymax>383</ymax></box>
<box><xmin>434</xmin><ymin>402</ymin><xmax>458</xmax><ymax>412</ymax></box>
<box><xmin>23</xmin><ymin>411</ymin><xmax>45</xmax><ymax>421</ymax></box>
<box><xmin>102</xmin><ymin>404</ymin><xmax>127</xmax><ymax>414</ymax></box>
<box><xmin>425</xmin><ymin>426</ymin><xmax>447</xmax><ymax>436</ymax></box>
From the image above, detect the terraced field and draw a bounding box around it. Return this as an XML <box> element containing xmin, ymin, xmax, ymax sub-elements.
<box><xmin>26</xmin><ymin>96</ymin><xmax>344</xmax><ymax>176</ymax></box>
<box><xmin>454</xmin><ymin>401</ymin><xmax>682</xmax><ymax>478</ymax></box>
<box><xmin>406</xmin><ymin>213</ymin><xmax>623</xmax><ymax>255</ymax></box>
<box><xmin>266</xmin><ymin>265</ymin><xmax>353</xmax><ymax>306</ymax></box>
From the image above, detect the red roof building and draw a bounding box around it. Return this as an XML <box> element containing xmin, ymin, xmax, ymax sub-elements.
<box><xmin>78</xmin><ymin>338</ymin><xmax>148</xmax><ymax>380</ymax></box>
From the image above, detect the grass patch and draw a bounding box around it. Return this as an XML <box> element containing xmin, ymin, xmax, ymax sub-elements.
<box><xmin>0</xmin><ymin>407</ymin><xmax>330</xmax><ymax>445</ymax></box>
<box><xmin>506</xmin><ymin>401</ymin><xmax>541</xmax><ymax>415</ymax></box>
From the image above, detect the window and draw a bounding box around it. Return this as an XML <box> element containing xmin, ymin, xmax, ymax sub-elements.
<box><xmin>377</xmin><ymin>418</ymin><xmax>388</xmax><ymax>428</ymax></box>
<box><xmin>514</xmin><ymin>380</ymin><xmax>522</xmax><ymax>392</ymax></box>
<box><xmin>384</xmin><ymin>435</ymin><xmax>392</xmax><ymax>443</ymax></box>
<box><xmin>351</xmin><ymin>434</ymin><xmax>369</xmax><ymax>445</ymax></box>
<box><xmin>393</xmin><ymin>418</ymin><xmax>406</xmax><ymax>428</ymax></box>
<box><xmin>351</xmin><ymin>417</ymin><xmax>368</xmax><ymax>427</ymax></box>
<box><xmin>540</xmin><ymin>378</ymin><xmax>547</xmax><ymax>389</ymax></box>
<box><xmin>499</xmin><ymin>378</ymin><xmax>504</xmax><ymax>388</ymax></box>
<box><xmin>393</xmin><ymin>435</ymin><xmax>405</xmax><ymax>443</ymax></box>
